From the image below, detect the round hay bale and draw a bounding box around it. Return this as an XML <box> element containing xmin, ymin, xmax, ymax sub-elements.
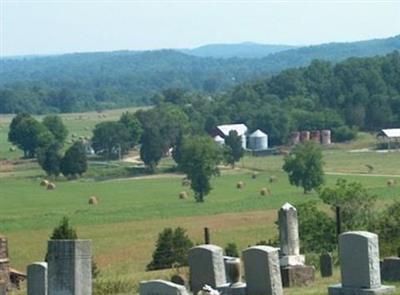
<box><xmin>46</xmin><ymin>182</ymin><xmax>56</xmax><ymax>190</ymax></box>
<box><xmin>237</xmin><ymin>181</ymin><xmax>244</xmax><ymax>189</ymax></box>
<box><xmin>260</xmin><ymin>187</ymin><xmax>271</xmax><ymax>196</ymax></box>
<box><xmin>269</xmin><ymin>175</ymin><xmax>278</xmax><ymax>183</ymax></box>
<box><xmin>9</xmin><ymin>146</ymin><xmax>16</xmax><ymax>152</ymax></box>
<box><xmin>88</xmin><ymin>196</ymin><xmax>99</xmax><ymax>205</ymax></box>
<box><xmin>40</xmin><ymin>179</ymin><xmax>49</xmax><ymax>187</ymax></box>
<box><xmin>251</xmin><ymin>172</ymin><xmax>258</xmax><ymax>179</ymax></box>
<box><xmin>182</xmin><ymin>178</ymin><xmax>190</xmax><ymax>186</ymax></box>
<box><xmin>387</xmin><ymin>179</ymin><xmax>396</xmax><ymax>187</ymax></box>
<box><xmin>179</xmin><ymin>191</ymin><xmax>188</xmax><ymax>199</ymax></box>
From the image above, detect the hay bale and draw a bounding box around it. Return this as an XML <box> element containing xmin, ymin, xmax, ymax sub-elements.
<box><xmin>46</xmin><ymin>182</ymin><xmax>56</xmax><ymax>190</ymax></box>
<box><xmin>88</xmin><ymin>196</ymin><xmax>99</xmax><ymax>205</ymax></box>
<box><xmin>179</xmin><ymin>191</ymin><xmax>188</xmax><ymax>199</ymax></box>
<box><xmin>236</xmin><ymin>181</ymin><xmax>244</xmax><ymax>189</ymax></box>
<box><xmin>9</xmin><ymin>146</ymin><xmax>16</xmax><ymax>152</ymax></box>
<box><xmin>387</xmin><ymin>179</ymin><xmax>396</xmax><ymax>187</ymax></box>
<box><xmin>182</xmin><ymin>178</ymin><xmax>191</xmax><ymax>186</ymax></box>
<box><xmin>40</xmin><ymin>179</ymin><xmax>49</xmax><ymax>187</ymax></box>
<box><xmin>252</xmin><ymin>172</ymin><xmax>258</xmax><ymax>179</ymax></box>
<box><xmin>260</xmin><ymin>187</ymin><xmax>271</xmax><ymax>196</ymax></box>
<box><xmin>269</xmin><ymin>175</ymin><xmax>278</xmax><ymax>183</ymax></box>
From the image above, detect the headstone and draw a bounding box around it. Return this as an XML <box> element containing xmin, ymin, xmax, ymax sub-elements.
<box><xmin>27</xmin><ymin>262</ymin><xmax>47</xmax><ymax>295</ymax></box>
<box><xmin>0</xmin><ymin>236</ymin><xmax>10</xmax><ymax>292</ymax></box>
<box><xmin>320</xmin><ymin>253</ymin><xmax>333</xmax><ymax>278</ymax></box>
<box><xmin>225</xmin><ymin>258</ymin><xmax>246</xmax><ymax>295</ymax></box>
<box><xmin>47</xmin><ymin>240</ymin><xmax>92</xmax><ymax>295</ymax></box>
<box><xmin>381</xmin><ymin>257</ymin><xmax>400</xmax><ymax>281</ymax></box>
<box><xmin>328</xmin><ymin>231</ymin><xmax>396</xmax><ymax>295</ymax></box>
<box><xmin>243</xmin><ymin>246</ymin><xmax>283</xmax><ymax>295</ymax></box>
<box><xmin>140</xmin><ymin>280</ymin><xmax>189</xmax><ymax>295</ymax></box>
<box><xmin>189</xmin><ymin>245</ymin><xmax>227</xmax><ymax>294</ymax></box>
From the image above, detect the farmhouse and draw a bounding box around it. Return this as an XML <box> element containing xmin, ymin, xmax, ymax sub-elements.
<box><xmin>212</xmin><ymin>124</ymin><xmax>248</xmax><ymax>149</ymax></box>
<box><xmin>377</xmin><ymin>128</ymin><xmax>400</xmax><ymax>150</ymax></box>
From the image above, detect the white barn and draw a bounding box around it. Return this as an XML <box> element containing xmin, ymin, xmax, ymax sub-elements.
<box><xmin>213</xmin><ymin>124</ymin><xmax>248</xmax><ymax>149</ymax></box>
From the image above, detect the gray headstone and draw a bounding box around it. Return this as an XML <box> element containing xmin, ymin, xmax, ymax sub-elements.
<box><xmin>328</xmin><ymin>231</ymin><xmax>396</xmax><ymax>295</ymax></box>
<box><xmin>381</xmin><ymin>257</ymin><xmax>400</xmax><ymax>281</ymax></box>
<box><xmin>278</xmin><ymin>203</ymin><xmax>300</xmax><ymax>256</ymax></box>
<box><xmin>320</xmin><ymin>253</ymin><xmax>333</xmax><ymax>278</ymax></box>
<box><xmin>47</xmin><ymin>240</ymin><xmax>92</xmax><ymax>295</ymax></box>
<box><xmin>243</xmin><ymin>246</ymin><xmax>283</xmax><ymax>295</ymax></box>
<box><xmin>188</xmin><ymin>245</ymin><xmax>226</xmax><ymax>294</ymax></box>
<box><xmin>27</xmin><ymin>262</ymin><xmax>47</xmax><ymax>295</ymax></box>
<box><xmin>139</xmin><ymin>280</ymin><xmax>189</xmax><ymax>295</ymax></box>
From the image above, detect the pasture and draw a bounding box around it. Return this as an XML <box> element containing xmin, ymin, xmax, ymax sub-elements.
<box><xmin>1</xmin><ymin>110</ymin><xmax>400</xmax><ymax>294</ymax></box>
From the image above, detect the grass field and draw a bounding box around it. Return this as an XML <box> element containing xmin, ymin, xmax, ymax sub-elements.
<box><xmin>1</xmin><ymin>111</ymin><xmax>400</xmax><ymax>294</ymax></box>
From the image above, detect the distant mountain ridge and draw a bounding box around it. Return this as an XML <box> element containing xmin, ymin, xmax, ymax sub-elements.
<box><xmin>0</xmin><ymin>35</ymin><xmax>399</xmax><ymax>114</ymax></box>
<box><xmin>180</xmin><ymin>42</ymin><xmax>297</xmax><ymax>58</ymax></box>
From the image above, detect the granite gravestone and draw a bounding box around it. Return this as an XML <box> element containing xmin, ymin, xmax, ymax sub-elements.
<box><xmin>27</xmin><ymin>262</ymin><xmax>47</xmax><ymax>295</ymax></box>
<box><xmin>139</xmin><ymin>280</ymin><xmax>189</xmax><ymax>295</ymax></box>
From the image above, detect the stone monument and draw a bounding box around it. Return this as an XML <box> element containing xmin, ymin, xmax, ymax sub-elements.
<box><xmin>27</xmin><ymin>262</ymin><xmax>47</xmax><ymax>295</ymax></box>
<box><xmin>381</xmin><ymin>257</ymin><xmax>400</xmax><ymax>281</ymax></box>
<box><xmin>47</xmin><ymin>240</ymin><xmax>92</xmax><ymax>295</ymax></box>
<box><xmin>225</xmin><ymin>257</ymin><xmax>246</xmax><ymax>295</ymax></box>
<box><xmin>0</xmin><ymin>236</ymin><xmax>10</xmax><ymax>293</ymax></box>
<box><xmin>320</xmin><ymin>252</ymin><xmax>333</xmax><ymax>278</ymax></box>
<box><xmin>278</xmin><ymin>203</ymin><xmax>314</xmax><ymax>287</ymax></box>
<box><xmin>328</xmin><ymin>231</ymin><xmax>395</xmax><ymax>295</ymax></box>
<box><xmin>243</xmin><ymin>246</ymin><xmax>283</xmax><ymax>295</ymax></box>
<box><xmin>139</xmin><ymin>280</ymin><xmax>189</xmax><ymax>295</ymax></box>
<box><xmin>188</xmin><ymin>245</ymin><xmax>227</xmax><ymax>294</ymax></box>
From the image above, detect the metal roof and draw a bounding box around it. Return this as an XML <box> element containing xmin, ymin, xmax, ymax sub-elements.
<box><xmin>216</xmin><ymin>124</ymin><xmax>248</xmax><ymax>136</ymax></box>
<box><xmin>249</xmin><ymin>129</ymin><xmax>268</xmax><ymax>137</ymax></box>
<box><xmin>380</xmin><ymin>129</ymin><xmax>400</xmax><ymax>138</ymax></box>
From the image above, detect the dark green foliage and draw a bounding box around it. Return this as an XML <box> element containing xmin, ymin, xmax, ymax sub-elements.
<box><xmin>37</xmin><ymin>141</ymin><xmax>62</xmax><ymax>177</ymax></box>
<box><xmin>50</xmin><ymin>217</ymin><xmax>78</xmax><ymax>240</ymax></box>
<box><xmin>223</xmin><ymin>130</ymin><xmax>244</xmax><ymax>167</ymax></box>
<box><xmin>332</xmin><ymin>126</ymin><xmax>358</xmax><ymax>142</ymax></box>
<box><xmin>224</xmin><ymin>243</ymin><xmax>239</xmax><ymax>257</ymax></box>
<box><xmin>297</xmin><ymin>202</ymin><xmax>336</xmax><ymax>253</ymax></box>
<box><xmin>119</xmin><ymin>112</ymin><xmax>142</xmax><ymax>147</ymax></box>
<box><xmin>140</xmin><ymin>128</ymin><xmax>164</xmax><ymax>173</ymax></box>
<box><xmin>147</xmin><ymin>227</ymin><xmax>193</xmax><ymax>271</ymax></box>
<box><xmin>42</xmin><ymin>115</ymin><xmax>68</xmax><ymax>144</ymax></box>
<box><xmin>8</xmin><ymin>113</ymin><xmax>54</xmax><ymax>158</ymax></box>
<box><xmin>180</xmin><ymin>136</ymin><xmax>222</xmax><ymax>202</ymax></box>
<box><xmin>283</xmin><ymin>141</ymin><xmax>324</xmax><ymax>193</ymax></box>
<box><xmin>92</xmin><ymin>121</ymin><xmax>130</xmax><ymax>159</ymax></box>
<box><xmin>60</xmin><ymin>142</ymin><xmax>88</xmax><ymax>178</ymax></box>
<box><xmin>319</xmin><ymin>179</ymin><xmax>377</xmax><ymax>231</ymax></box>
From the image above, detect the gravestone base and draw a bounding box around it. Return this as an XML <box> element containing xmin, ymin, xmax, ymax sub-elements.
<box><xmin>328</xmin><ymin>284</ymin><xmax>396</xmax><ymax>295</ymax></box>
<box><xmin>280</xmin><ymin>254</ymin><xmax>305</xmax><ymax>267</ymax></box>
<box><xmin>229</xmin><ymin>282</ymin><xmax>246</xmax><ymax>295</ymax></box>
<box><xmin>280</xmin><ymin>265</ymin><xmax>315</xmax><ymax>287</ymax></box>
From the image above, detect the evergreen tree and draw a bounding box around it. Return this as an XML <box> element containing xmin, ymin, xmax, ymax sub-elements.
<box><xmin>50</xmin><ymin>217</ymin><xmax>78</xmax><ymax>240</ymax></box>
<box><xmin>60</xmin><ymin>142</ymin><xmax>88</xmax><ymax>178</ymax></box>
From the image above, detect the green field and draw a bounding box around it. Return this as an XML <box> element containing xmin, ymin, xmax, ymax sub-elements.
<box><xmin>1</xmin><ymin>110</ymin><xmax>400</xmax><ymax>294</ymax></box>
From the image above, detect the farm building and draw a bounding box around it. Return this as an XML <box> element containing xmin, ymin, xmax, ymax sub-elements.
<box><xmin>213</xmin><ymin>135</ymin><xmax>225</xmax><ymax>146</ymax></box>
<box><xmin>248</xmin><ymin>129</ymin><xmax>268</xmax><ymax>151</ymax></box>
<box><xmin>212</xmin><ymin>124</ymin><xmax>248</xmax><ymax>149</ymax></box>
<box><xmin>377</xmin><ymin>128</ymin><xmax>400</xmax><ymax>149</ymax></box>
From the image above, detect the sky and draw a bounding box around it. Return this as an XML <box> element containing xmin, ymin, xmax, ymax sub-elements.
<box><xmin>1</xmin><ymin>0</ymin><xmax>400</xmax><ymax>57</ymax></box>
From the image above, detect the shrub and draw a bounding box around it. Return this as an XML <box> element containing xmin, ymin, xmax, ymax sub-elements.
<box><xmin>332</xmin><ymin>126</ymin><xmax>357</xmax><ymax>142</ymax></box>
<box><xmin>93</xmin><ymin>278</ymin><xmax>136</xmax><ymax>295</ymax></box>
<box><xmin>147</xmin><ymin>227</ymin><xmax>193</xmax><ymax>271</ymax></box>
<box><xmin>374</xmin><ymin>201</ymin><xmax>400</xmax><ymax>257</ymax></box>
<box><xmin>50</xmin><ymin>217</ymin><xmax>78</xmax><ymax>240</ymax></box>
<box><xmin>224</xmin><ymin>243</ymin><xmax>239</xmax><ymax>257</ymax></box>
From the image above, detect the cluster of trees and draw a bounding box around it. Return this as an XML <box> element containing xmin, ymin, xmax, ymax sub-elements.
<box><xmin>1</xmin><ymin>35</ymin><xmax>398</xmax><ymax>114</ymax></box>
<box><xmin>8</xmin><ymin>114</ymin><xmax>87</xmax><ymax>178</ymax></box>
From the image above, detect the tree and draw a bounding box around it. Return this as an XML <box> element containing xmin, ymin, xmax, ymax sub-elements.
<box><xmin>140</xmin><ymin>128</ymin><xmax>164</xmax><ymax>173</ymax></box>
<box><xmin>119</xmin><ymin>112</ymin><xmax>142</xmax><ymax>147</ymax></box>
<box><xmin>92</xmin><ymin>121</ymin><xmax>131</xmax><ymax>159</ymax></box>
<box><xmin>180</xmin><ymin>136</ymin><xmax>222</xmax><ymax>202</ymax></box>
<box><xmin>60</xmin><ymin>142</ymin><xmax>88</xmax><ymax>179</ymax></box>
<box><xmin>374</xmin><ymin>201</ymin><xmax>400</xmax><ymax>256</ymax></box>
<box><xmin>42</xmin><ymin>115</ymin><xmax>68</xmax><ymax>144</ymax></box>
<box><xmin>147</xmin><ymin>227</ymin><xmax>193</xmax><ymax>271</ymax></box>
<box><xmin>282</xmin><ymin>141</ymin><xmax>324</xmax><ymax>193</ymax></box>
<box><xmin>8</xmin><ymin>113</ymin><xmax>54</xmax><ymax>158</ymax></box>
<box><xmin>50</xmin><ymin>216</ymin><xmax>78</xmax><ymax>240</ymax></box>
<box><xmin>224</xmin><ymin>243</ymin><xmax>239</xmax><ymax>257</ymax></box>
<box><xmin>37</xmin><ymin>141</ymin><xmax>62</xmax><ymax>177</ymax></box>
<box><xmin>223</xmin><ymin>130</ymin><xmax>244</xmax><ymax>167</ymax></box>
<box><xmin>319</xmin><ymin>179</ymin><xmax>377</xmax><ymax>231</ymax></box>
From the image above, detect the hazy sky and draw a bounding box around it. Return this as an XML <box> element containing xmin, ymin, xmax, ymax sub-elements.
<box><xmin>1</xmin><ymin>0</ymin><xmax>400</xmax><ymax>56</ymax></box>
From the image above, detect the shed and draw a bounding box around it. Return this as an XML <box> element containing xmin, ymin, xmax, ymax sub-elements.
<box><xmin>377</xmin><ymin>129</ymin><xmax>400</xmax><ymax>149</ymax></box>
<box><xmin>248</xmin><ymin>129</ymin><xmax>268</xmax><ymax>151</ymax></box>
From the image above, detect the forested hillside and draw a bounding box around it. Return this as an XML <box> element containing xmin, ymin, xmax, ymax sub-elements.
<box><xmin>165</xmin><ymin>51</ymin><xmax>400</xmax><ymax>145</ymax></box>
<box><xmin>0</xmin><ymin>35</ymin><xmax>399</xmax><ymax>114</ymax></box>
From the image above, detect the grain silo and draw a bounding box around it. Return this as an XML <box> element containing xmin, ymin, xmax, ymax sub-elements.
<box><xmin>248</xmin><ymin>129</ymin><xmax>268</xmax><ymax>151</ymax></box>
